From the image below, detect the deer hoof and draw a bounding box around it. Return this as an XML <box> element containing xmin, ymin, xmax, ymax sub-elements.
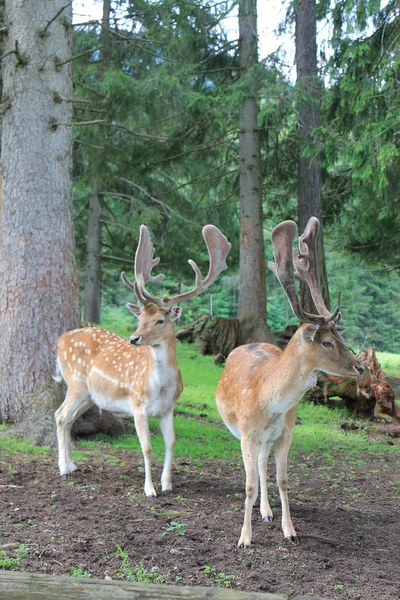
<box><xmin>263</xmin><ymin>515</ymin><xmax>273</xmax><ymax>523</ymax></box>
<box><xmin>284</xmin><ymin>535</ymin><xmax>299</xmax><ymax>545</ymax></box>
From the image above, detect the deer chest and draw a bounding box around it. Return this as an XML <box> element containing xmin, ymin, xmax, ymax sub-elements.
<box><xmin>146</xmin><ymin>375</ymin><xmax>177</xmax><ymax>417</ymax></box>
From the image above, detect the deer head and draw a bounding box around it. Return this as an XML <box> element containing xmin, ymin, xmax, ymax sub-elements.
<box><xmin>121</xmin><ymin>225</ymin><xmax>231</xmax><ymax>347</ymax></box>
<box><xmin>268</xmin><ymin>218</ymin><xmax>364</xmax><ymax>379</ymax></box>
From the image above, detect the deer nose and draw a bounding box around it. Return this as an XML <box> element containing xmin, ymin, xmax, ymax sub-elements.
<box><xmin>130</xmin><ymin>336</ymin><xmax>141</xmax><ymax>345</ymax></box>
<box><xmin>355</xmin><ymin>364</ymin><xmax>364</xmax><ymax>375</ymax></box>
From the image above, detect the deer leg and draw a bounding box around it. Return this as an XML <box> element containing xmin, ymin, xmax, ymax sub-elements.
<box><xmin>274</xmin><ymin>421</ymin><xmax>297</xmax><ymax>544</ymax></box>
<box><xmin>159</xmin><ymin>408</ymin><xmax>175</xmax><ymax>492</ymax></box>
<box><xmin>238</xmin><ymin>437</ymin><xmax>260</xmax><ymax>548</ymax></box>
<box><xmin>134</xmin><ymin>411</ymin><xmax>156</xmax><ymax>497</ymax></box>
<box><xmin>258</xmin><ymin>442</ymin><xmax>273</xmax><ymax>522</ymax></box>
<box><xmin>55</xmin><ymin>383</ymin><xmax>92</xmax><ymax>476</ymax></box>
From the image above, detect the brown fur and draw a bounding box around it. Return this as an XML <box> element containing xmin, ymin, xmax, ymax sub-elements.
<box><xmin>216</xmin><ymin>322</ymin><xmax>363</xmax><ymax>548</ymax></box>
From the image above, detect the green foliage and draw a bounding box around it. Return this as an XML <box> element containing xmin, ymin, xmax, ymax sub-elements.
<box><xmin>321</xmin><ymin>0</ymin><xmax>400</xmax><ymax>266</ymax></box>
<box><xmin>115</xmin><ymin>545</ymin><xmax>168</xmax><ymax>583</ymax></box>
<box><xmin>162</xmin><ymin>521</ymin><xmax>186</xmax><ymax>536</ymax></box>
<box><xmin>203</xmin><ymin>564</ymin><xmax>232</xmax><ymax>588</ymax></box>
<box><xmin>0</xmin><ymin>545</ymin><xmax>27</xmax><ymax>570</ymax></box>
<box><xmin>70</xmin><ymin>567</ymin><xmax>91</xmax><ymax>578</ymax></box>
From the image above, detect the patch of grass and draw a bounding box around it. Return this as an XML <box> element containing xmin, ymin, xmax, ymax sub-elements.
<box><xmin>70</xmin><ymin>567</ymin><xmax>91</xmax><ymax>578</ymax></box>
<box><xmin>376</xmin><ymin>352</ymin><xmax>400</xmax><ymax>378</ymax></box>
<box><xmin>162</xmin><ymin>521</ymin><xmax>186</xmax><ymax>536</ymax></box>
<box><xmin>203</xmin><ymin>565</ymin><xmax>232</xmax><ymax>588</ymax></box>
<box><xmin>0</xmin><ymin>434</ymin><xmax>50</xmax><ymax>455</ymax></box>
<box><xmin>115</xmin><ymin>545</ymin><xmax>168</xmax><ymax>583</ymax></box>
<box><xmin>0</xmin><ymin>545</ymin><xmax>28</xmax><ymax>570</ymax></box>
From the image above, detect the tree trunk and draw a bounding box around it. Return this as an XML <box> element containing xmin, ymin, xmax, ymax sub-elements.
<box><xmin>0</xmin><ymin>1</ymin><xmax>79</xmax><ymax>443</ymax></box>
<box><xmin>237</xmin><ymin>0</ymin><xmax>274</xmax><ymax>345</ymax></box>
<box><xmin>295</xmin><ymin>0</ymin><xmax>330</xmax><ymax>313</ymax></box>
<box><xmin>84</xmin><ymin>179</ymin><xmax>102</xmax><ymax>323</ymax></box>
<box><xmin>82</xmin><ymin>0</ymin><xmax>113</xmax><ymax>324</ymax></box>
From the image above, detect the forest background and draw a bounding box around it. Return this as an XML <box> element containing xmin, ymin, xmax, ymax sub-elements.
<box><xmin>1</xmin><ymin>0</ymin><xmax>399</xmax><ymax>356</ymax></box>
<box><xmin>69</xmin><ymin>0</ymin><xmax>399</xmax><ymax>353</ymax></box>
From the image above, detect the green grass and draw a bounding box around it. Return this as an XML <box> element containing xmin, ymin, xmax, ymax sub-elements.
<box><xmin>75</xmin><ymin>343</ymin><xmax>399</xmax><ymax>462</ymax></box>
<box><xmin>1</xmin><ymin>341</ymin><xmax>398</xmax><ymax>465</ymax></box>
<box><xmin>376</xmin><ymin>352</ymin><xmax>400</xmax><ymax>378</ymax></box>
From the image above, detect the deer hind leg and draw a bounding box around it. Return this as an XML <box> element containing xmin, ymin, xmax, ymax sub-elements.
<box><xmin>134</xmin><ymin>411</ymin><xmax>157</xmax><ymax>497</ymax></box>
<box><xmin>238</xmin><ymin>437</ymin><xmax>260</xmax><ymax>548</ymax></box>
<box><xmin>55</xmin><ymin>382</ymin><xmax>93</xmax><ymax>476</ymax></box>
<box><xmin>258</xmin><ymin>442</ymin><xmax>273</xmax><ymax>522</ymax></box>
<box><xmin>273</xmin><ymin>407</ymin><xmax>297</xmax><ymax>544</ymax></box>
<box><xmin>159</xmin><ymin>408</ymin><xmax>175</xmax><ymax>492</ymax></box>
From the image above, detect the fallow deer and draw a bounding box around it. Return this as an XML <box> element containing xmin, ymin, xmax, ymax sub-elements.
<box><xmin>55</xmin><ymin>224</ymin><xmax>231</xmax><ymax>496</ymax></box>
<box><xmin>216</xmin><ymin>217</ymin><xmax>364</xmax><ymax>547</ymax></box>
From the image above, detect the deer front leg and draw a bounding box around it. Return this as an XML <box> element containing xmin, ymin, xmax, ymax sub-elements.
<box><xmin>134</xmin><ymin>411</ymin><xmax>157</xmax><ymax>497</ymax></box>
<box><xmin>238</xmin><ymin>437</ymin><xmax>260</xmax><ymax>548</ymax></box>
<box><xmin>159</xmin><ymin>408</ymin><xmax>175</xmax><ymax>492</ymax></box>
<box><xmin>258</xmin><ymin>442</ymin><xmax>273</xmax><ymax>522</ymax></box>
<box><xmin>274</xmin><ymin>427</ymin><xmax>298</xmax><ymax>544</ymax></box>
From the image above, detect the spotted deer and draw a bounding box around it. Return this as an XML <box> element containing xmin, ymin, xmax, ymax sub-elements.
<box><xmin>55</xmin><ymin>224</ymin><xmax>231</xmax><ymax>496</ymax></box>
<box><xmin>216</xmin><ymin>217</ymin><xmax>364</xmax><ymax>547</ymax></box>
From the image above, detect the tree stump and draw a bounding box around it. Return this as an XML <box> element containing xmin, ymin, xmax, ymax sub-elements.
<box><xmin>176</xmin><ymin>314</ymin><xmax>239</xmax><ymax>360</ymax></box>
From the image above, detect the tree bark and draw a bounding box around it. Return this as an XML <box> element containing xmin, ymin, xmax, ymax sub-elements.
<box><xmin>0</xmin><ymin>1</ymin><xmax>79</xmax><ymax>441</ymax></box>
<box><xmin>84</xmin><ymin>179</ymin><xmax>102</xmax><ymax>323</ymax></box>
<box><xmin>295</xmin><ymin>0</ymin><xmax>330</xmax><ymax>312</ymax></box>
<box><xmin>237</xmin><ymin>0</ymin><xmax>274</xmax><ymax>345</ymax></box>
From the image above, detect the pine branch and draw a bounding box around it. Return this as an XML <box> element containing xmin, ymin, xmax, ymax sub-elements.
<box><xmin>39</xmin><ymin>2</ymin><xmax>72</xmax><ymax>38</ymax></box>
<box><xmin>55</xmin><ymin>46</ymin><xmax>102</xmax><ymax>69</ymax></box>
<box><xmin>119</xmin><ymin>177</ymin><xmax>199</xmax><ymax>226</ymax></box>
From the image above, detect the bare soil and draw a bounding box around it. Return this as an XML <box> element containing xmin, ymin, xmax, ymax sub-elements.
<box><xmin>0</xmin><ymin>444</ymin><xmax>399</xmax><ymax>600</ymax></box>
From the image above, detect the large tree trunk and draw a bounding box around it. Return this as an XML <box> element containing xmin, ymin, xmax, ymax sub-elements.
<box><xmin>0</xmin><ymin>1</ymin><xmax>80</xmax><ymax>443</ymax></box>
<box><xmin>84</xmin><ymin>179</ymin><xmax>102</xmax><ymax>323</ymax></box>
<box><xmin>295</xmin><ymin>0</ymin><xmax>330</xmax><ymax>312</ymax></box>
<box><xmin>82</xmin><ymin>0</ymin><xmax>113</xmax><ymax>324</ymax></box>
<box><xmin>237</xmin><ymin>0</ymin><xmax>274</xmax><ymax>345</ymax></box>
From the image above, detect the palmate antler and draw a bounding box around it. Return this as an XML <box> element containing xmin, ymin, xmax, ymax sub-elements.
<box><xmin>268</xmin><ymin>217</ymin><xmax>340</xmax><ymax>325</ymax></box>
<box><xmin>121</xmin><ymin>224</ymin><xmax>231</xmax><ymax>308</ymax></box>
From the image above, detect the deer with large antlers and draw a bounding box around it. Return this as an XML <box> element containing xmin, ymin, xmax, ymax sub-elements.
<box><xmin>216</xmin><ymin>217</ymin><xmax>364</xmax><ymax>548</ymax></box>
<box><xmin>55</xmin><ymin>224</ymin><xmax>231</xmax><ymax>496</ymax></box>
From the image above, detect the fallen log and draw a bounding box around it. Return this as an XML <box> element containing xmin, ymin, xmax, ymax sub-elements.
<box><xmin>308</xmin><ymin>347</ymin><xmax>400</xmax><ymax>421</ymax></box>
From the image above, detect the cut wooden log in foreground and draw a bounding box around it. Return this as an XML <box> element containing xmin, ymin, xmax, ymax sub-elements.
<box><xmin>0</xmin><ymin>571</ymin><xmax>334</xmax><ymax>600</ymax></box>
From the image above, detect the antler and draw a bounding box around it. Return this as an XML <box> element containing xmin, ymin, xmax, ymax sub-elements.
<box><xmin>165</xmin><ymin>224</ymin><xmax>232</xmax><ymax>306</ymax></box>
<box><xmin>121</xmin><ymin>225</ymin><xmax>166</xmax><ymax>307</ymax></box>
<box><xmin>268</xmin><ymin>218</ymin><xmax>339</xmax><ymax>325</ymax></box>
<box><xmin>293</xmin><ymin>217</ymin><xmax>340</xmax><ymax>322</ymax></box>
<box><xmin>122</xmin><ymin>224</ymin><xmax>231</xmax><ymax>308</ymax></box>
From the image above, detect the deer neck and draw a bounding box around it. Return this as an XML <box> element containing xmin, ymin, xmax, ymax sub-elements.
<box><xmin>263</xmin><ymin>338</ymin><xmax>318</xmax><ymax>412</ymax></box>
<box><xmin>148</xmin><ymin>336</ymin><xmax>178</xmax><ymax>383</ymax></box>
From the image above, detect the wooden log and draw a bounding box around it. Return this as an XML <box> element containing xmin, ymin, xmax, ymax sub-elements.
<box><xmin>0</xmin><ymin>571</ymin><xmax>287</xmax><ymax>600</ymax></box>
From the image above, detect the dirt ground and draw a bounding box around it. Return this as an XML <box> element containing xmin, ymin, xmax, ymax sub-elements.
<box><xmin>0</xmin><ymin>444</ymin><xmax>399</xmax><ymax>600</ymax></box>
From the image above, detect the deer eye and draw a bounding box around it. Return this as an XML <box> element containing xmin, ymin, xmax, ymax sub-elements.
<box><xmin>322</xmin><ymin>341</ymin><xmax>333</xmax><ymax>348</ymax></box>
<box><xmin>156</xmin><ymin>319</ymin><xmax>164</xmax><ymax>325</ymax></box>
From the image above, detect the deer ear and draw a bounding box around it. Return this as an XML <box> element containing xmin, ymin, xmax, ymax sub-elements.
<box><xmin>127</xmin><ymin>303</ymin><xmax>142</xmax><ymax>318</ymax></box>
<box><xmin>303</xmin><ymin>324</ymin><xmax>319</xmax><ymax>342</ymax></box>
<box><xmin>169</xmin><ymin>306</ymin><xmax>182</xmax><ymax>321</ymax></box>
<box><xmin>335</xmin><ymin>325</ymin><xmax>346</xmax><ymax>333</ymax></box>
